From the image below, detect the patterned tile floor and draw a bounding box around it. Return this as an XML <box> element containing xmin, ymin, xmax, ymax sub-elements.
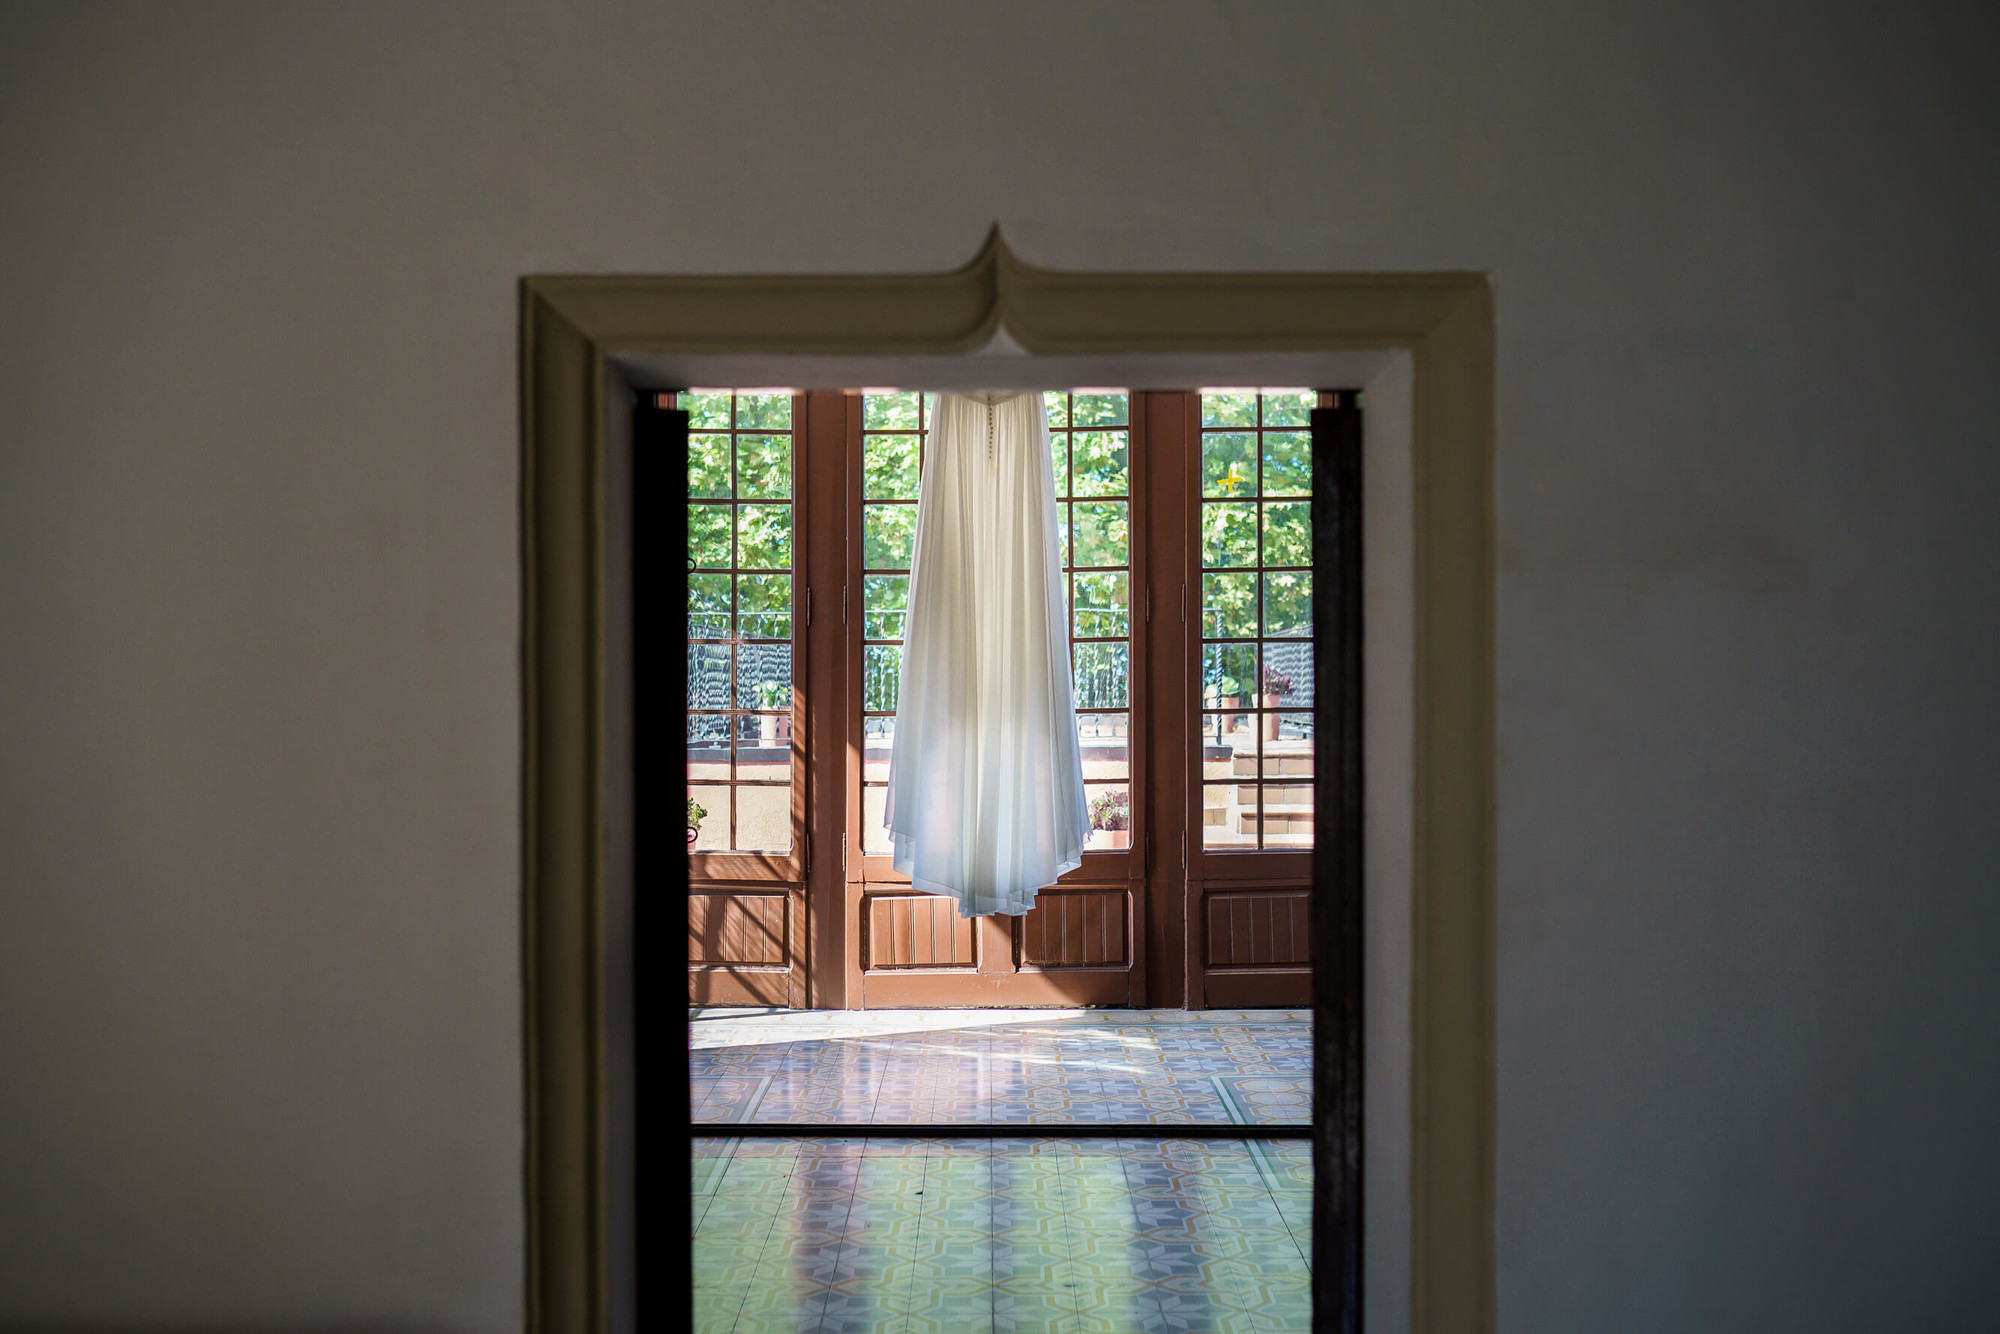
<box><xmin>693</xmin><ymin>1136</ymin><xmax>1311</xmax><ymax>1334</ymax></box>
<box><xmin>690</xmin><ymin>1011</ymin><xmax>1313</xmax><ymax>1332</ymax></box>
<box><xmin>691</xmin><ymin>1008</ymin><xmax>1312</xmax><ymax>1126</ymax></box>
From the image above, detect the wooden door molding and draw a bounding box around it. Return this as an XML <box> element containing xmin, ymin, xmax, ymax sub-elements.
<box><xmin>520</xmin><ymin>238</ymin><xmax>1493</xmax><ymax>1334</ymax></box>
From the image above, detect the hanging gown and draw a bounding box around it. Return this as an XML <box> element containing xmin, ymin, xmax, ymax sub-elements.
<box><xmin>884</xmin><ymin>391</ymin><xmax>1089</xmax><ymax>916</ymax></box>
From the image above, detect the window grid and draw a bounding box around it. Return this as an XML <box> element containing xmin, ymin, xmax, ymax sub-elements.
<box><xmin>1198</xmin><ymin>390</ymin><xmax>1317</xmax><ymax>850</ymax></box>
<box><xmin>859</xmin><ymin>391</ymin><xmax>1133</xmax><ymax>857</ymax></box>
<box><xmin>681</xmin><ymin>389</ymin><xmax>797</xmax><ymax>855</ymax></box>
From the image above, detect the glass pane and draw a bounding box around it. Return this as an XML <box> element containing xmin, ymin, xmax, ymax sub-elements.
<box><xmin>734</xmin><ymin>392</ymin><xmax>791</xmax><ymax>431</ymax></box>
<box><xmin>1262</xmin><ymin>764</ymin><xmax>1312</xmax><ymax>847</ymax></box>
<box><xmin>1202</xmin><ymin>431</ymin><xmax>1256</xmax><ymax>496</ymax></box>
<box><xmin>1262</xmin><ymin>571</ymin><xmax>1312</xmax><ymax>637</ymax></box>
<box><xmin>1071</xmin><ymin>500</ymin><xmax>1128</xmax><ymax>567</ymax></box>
<box><xmin>1200</xmin><ymin>501</ymin><xmax>1257</xmax><ymax>568</ymax></box>
<box><xmin>863</xmin><ymin>644</ymin><xmax>901</xmax><ymax>713</ymax></box>
<box><xmin>735</xmin><ymin>714</ymin><xmax>790</xmax><ymax>782</ymax></box>
<box><xmin>1056</xmin><ymin>502</ymin><xmax>1072</xmax><ymax>566</ymax></box>
<box><xmin>735</xmin><ymin>433</ymin><xmax>791</xmax><ymax>500</ymax></box>
<box><xmin>863</xmin><ymin>431</ymin><xmax>920</xmax><ymax>500</ymax></box>
<box><xmin>688</xmin><ymin>785</ymin><xmax>729</xmax><ymax>850</ymax></box>
<box><xmin>1201</xmin><ymin>711</ymin><xmax>1258</xmax><ymax>779</ymax></box>
<box><xmin>1203</xmin><ymin>571</ymin><xmax>1257</xmax><ymax>639</ymax></box>
<box><xmin>735</xmin><ymin>643</ymin><xmax>792</xmax><ymax>711</ymax></box>
<box><xmin>1085</xmin><ymin>784</ymin><xmax>1132</xmax><ymax>851</ymax></box>
<box><xmin>735</xmin><ymin>504</ymin><xmax>791</xmax><ymax>569</ymax></box>
<box><xmin>861</xmin><ymin>784</ymin><xmax>891</xmax><ymax>854</ymax></box>
<box><xmin>1262</xmin><ymin>641</ymin><xmax>1313</xmax><ymax>708</ymax></box>
<box><xmin>863</xmin><ymin>391</ymin><xmax>922</xmax><ymax>430</ymax></box>
<box><xmin>681</xmin><ymin>390</ymin><xmax>731</xmax><ymax>430</ymax></box>
<box><xmin>862</xmin><ymin>504</ymin><xmax>916</xmax><ymax>569</ymax></box>
<box><xmin>734</xmin><ymin>784</ymin><xmax>791</xmax><ymax>852</ymax></box>
<box><xmin>688</xmin><ymin>432</ymin><xmax>731</xmax><ymax>497</ymax></box>
<box><xmin>1262</xmin><ymin>431</ymin><xmax>1311</xmax><ymax>496</ymax></box>
<box><xmin>1202</xmin><ymin>781</ymin><xmax>1258</xmax><ymax>848</ymax></box>
<box><xmin>1202</xmin><ymin>390</ymin><xmax>1258</xmax><ymax>428</ymax></box>
<box><xmin>1269</xmin><ymin>713</ymin><xmax>1315</xmax><ymax>778</ymax></box>
<box><xmin>736</xmin><ymin>573</ymin><xmax>791</xmax><ymax>639</ymax></box>
<box><xmin>1263</xmin><ymin>389</ymin><xmax>1315</xmax><ymax>428</ymax></box>
<box><xmin>1076</xmin><ymin>713</ymin><xmax>1130</xmax><ymax>781</ymax></box>
<box><xmin>1049</xmin><ymin>431</ymin><xmax>1069</xmax><ymax>497</ymax></box>
<box><xmin>1073</xmin><ymin>392</ymin><xmax>1126</xmax><ymax>427</ymax></box>
<box><xmin>861</xmin><ymin>716</ymin><xmax>895</xmax><ymax>782</ymax></box>
<box><xmin>687</xmin><ymin>644</ymin><xmax>731</xmax><ymax>711</ymax></box>
<box><xmin>686</xmin><ymin>715</ymin><xmax>730</xmax><ymax>781</ymax></box>
<box><xmin>1201</xmin><ymin>642</ymin><xmax>1258</xmax><ymax>708</ymax></box>
<box><xmin>1072</xmin><ymin>571</ymin><xmax>1129</xmax><ymax>638</ymax></box>
<box><xmin>1262</xmin><ymin>500</ymin><xmax>1311</xmax><ymax>567</ymax></box>
<box><xmin>688</xmin><ymin>503</ymin><xmax>731</xmax><ymax>568</ymax></box>
<box><xmin>1071</xmin><ymin>430</ymin><xmax>1128</xmax><ymax>496</ymax></box>
<box><xmin>1043</xmin><ymin>391</ymin><xmax>1070</xmax><ymax>429</ymax></box>
<box><xmin>688</xmin><ymin>573</ymin><xmax>732</xmax><ymax>639</ymax></box>
<box><xmin>1072</xmin><ymin>642</ymin><xmax>1129</xmax><ymax>709</ymax></box>
<box><xmin>862</xmin><ymin>574</ymin><xmax>909</xmax><ymax>641</ymax></box>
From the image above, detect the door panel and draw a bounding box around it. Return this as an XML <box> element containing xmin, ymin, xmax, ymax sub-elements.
<box><xmin>1020</xmin><ymin>889</ymin><xmax>1129</xmax><ymax>967</ymax></box>
<box><xmin>1203</xmin><ymin>887</ymin><xmax>1311</xmax><ymax>967</ymax></box>
<box><xmin>865</xmin><ymin>894</ymin><xmax>977</xmax><ymax>968</ymax></box>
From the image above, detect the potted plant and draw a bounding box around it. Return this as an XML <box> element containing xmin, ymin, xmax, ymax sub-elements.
<box><xmin>686</xmin><ymin>796</ymin><xmax>707</xmax><ymax>845</ymax></box>
<box><xmin>1260</xmin><ymin>664</ymin><xmax>1292</xmax><ymax>740</ymax></box>
<box><xmin>1089</xmin><ymin>788</ymin><xmax>1131</xmax><ymax>850</ymax></box>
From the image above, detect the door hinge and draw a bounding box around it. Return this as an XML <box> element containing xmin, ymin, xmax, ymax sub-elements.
<box><xmin>806</xmin><ymin>586</ymin><xmax>813</xmax><ymax>627</ymax></box>
<box><xmin>1180</xmin><ymin>831</ymin><xmax>1188</xmax><ymax>870</ymax></box>
<box><xmin>841</xmin><ymin>832</ymin><xmax>848</xmax><ymax>875</ymax></box>
<box><xmin>842</xmin><ymin>584</ymin><xmax>848</xmax><ymax>626</ymax></box>
<box><xmin>1180</xmin><ymin>582</ymin><xmax>1187</xmax><ymax>623</ymax></box>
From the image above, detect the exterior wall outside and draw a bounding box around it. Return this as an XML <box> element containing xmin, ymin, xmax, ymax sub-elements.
<box><xmin>2</xmin><ymin>4</ymin><xmax>1998</xmax><ymax>1332</ymax></box>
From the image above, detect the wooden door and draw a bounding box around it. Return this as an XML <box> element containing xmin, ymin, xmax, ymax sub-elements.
<box><xmin>675</xmin><ymin>389</ymin><xmax>816</xmax><ymax>1005</ymax></box>
<box><xmin>843</xmin><ymin>391</ymin><xmax>1148</xmax><ymax>1007</ymax></box>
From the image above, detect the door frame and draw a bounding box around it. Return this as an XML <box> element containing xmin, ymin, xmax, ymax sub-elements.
<box><xmin>520</xmin><ymin>231</ymin><xmax>1494</xmax><ymax>1334</ymax></box>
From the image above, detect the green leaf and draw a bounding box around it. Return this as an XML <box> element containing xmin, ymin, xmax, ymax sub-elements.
<box><xmin>735</xmin><ymin>392</ymin><xmax>792</xmax><ymax>430</ymax></box>
<box><xmin>1202</xmin><ymin>432</ymin><xmax>1256</xmax><ymax>496</ymax></box>
<box><xmin>735</xmin><ymin>504</ymin><xmax>792</xmax><ymax>568</ymax></box>
<box><xmin>1072</xmin><ymin>430</ymin><xmax>1128</xmax><ymax>496</ymax></box>
<box><xmin>688</xmin><ymin>503</ymin><xmax>731</xmax><ymax>568</ymax></box>
<box><xmin>736</xmin><ymin>573</ymin><xmax>792</xmax><ymax>639</ymax></box>
<box><xmin>736</xmin><ymin>434</ymin><xmax>791</xmax><ymax>500</ymax></box>
<box><xmin>1201</xmin><ymin>642</ymin><xmax>1257</xmax><ymax>704</ymax></box>
<box><xmin>863</xmin><ymin>392</ymin><xmax>922</xmax><ymax>431</ymax></box>
<box><xmin>1072</xmin><ymin>500</ymin><xmax>1128</xmax><ymax>567</ymax></box>
<box><xmin>1202</xmin><ymin>391</ymin><xmax>1257</xmax><ymax>428</ymax></box>
<box><xmin>1262</xmin><ymin>390</ymin><xmax>1314</xmax><ymax>427</ymax></box>
<box><xmin>688</xmin><ymin>432</ymin><xmax>731</xmax><ymax>497</ymax></box>
<box><xmin>862</xmin><ymin>504</ymin><xmax>916</xmax><ymax>569</ymax></box>
<box><xmin>1072</xmin><ymin>571</ymin><xmax>1129</xmax><ymax>638</ymax></box>
<box><xmin>1049</xmin><ymin>432</ymin><xmax>1069</xmax><ymax>497</ymax></box>
<box><xmin>1043</xmin><ymin>392</ymin><xmax>1070</xmax><ymax>429</ymax></box>
<box><xmin>862</xmin><ymin>574</ymin><xmax>908</xmax><ymax>641</ymax></box>
<box><xmin>1262</xmin><ymin>500</ymin><xmax>1311</xmax><ymax>567</ymax></box>
<box><xmin>1202</xmin><ymin>571</ymin><xmax>1257</xmax><ymax>639</ymax></box>
<box><xmin>682</xmin><ymin>391</ymin><xmax>732</xmax><ymax>430</ymax></box>
<box><xmin>1262</xmin><ymin>571</ymin><xmax>1312</xmax><ymax>637</ymax></box>
<box><xmin>1262</xmin><ymin>431</ymin><xmax>1311</xmax><ymax>496</ymax></box>
<box><xmin>1073</xmin><ymin>393</ymin><xmax>1127</xmax><ymax>427</ymax></box>
<box><xmin>1200</xmin><ymin>502</ymin><xmax>1257</xmax><ymax>568</ymax></box>
<box><xmin>863</xmin><ymin>431</ymin><xmax>920</xmax><ymax>500</ymax></box>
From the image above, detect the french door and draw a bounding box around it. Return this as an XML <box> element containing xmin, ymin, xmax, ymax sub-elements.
<box><xmin>678</xmin><ymin>387</ymin><xmax>1352</xmax><ymax>1008</ymax></box>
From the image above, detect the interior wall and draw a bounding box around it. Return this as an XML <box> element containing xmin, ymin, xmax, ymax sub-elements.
<box><xmin>2</xmin><ymin>3</ymin><xmax>1997</xmax><ymax>1332</ymax></box>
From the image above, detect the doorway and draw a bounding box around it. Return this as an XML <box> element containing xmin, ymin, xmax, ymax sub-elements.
<box><xmin>682</xmin><ymin>387</ymin><xmax>1345</xmax><ymax>1012</ymax></box>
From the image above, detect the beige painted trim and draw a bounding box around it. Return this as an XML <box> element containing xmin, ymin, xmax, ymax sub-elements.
<box><xmin>520</xmin><ymin>230</ymin><xmax>1494</xmax><ymax>1334</ymax></box>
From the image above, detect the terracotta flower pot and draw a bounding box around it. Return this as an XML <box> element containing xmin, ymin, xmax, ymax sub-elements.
<box><xmin>1104</xmin><ymin>829</ymin><xmax>1130</xmax><ymax>850</ymax></box>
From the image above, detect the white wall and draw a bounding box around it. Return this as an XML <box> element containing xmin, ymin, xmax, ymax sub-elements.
<box><xmin>2</xmin><ymin>3</ymin><xmax>1996</xmax><ymax>1330</ymax></box>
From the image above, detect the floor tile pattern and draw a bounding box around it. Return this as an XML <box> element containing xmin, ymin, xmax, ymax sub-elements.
<box><xmin>693</xmin><ymin>1136</ymin><xmax>1312</xmax><ymax>1334</ymax></box>
<box><xmin>690</xmin><ymin>1009</ymin><xmax>1312</xmax><ymax>1126</ymax></box>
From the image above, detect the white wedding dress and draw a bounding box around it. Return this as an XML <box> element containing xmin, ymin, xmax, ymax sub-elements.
<box><xmin>884</xmin><ymin>391</ymin><xmax>1089</xmax><ymax>916</ymax></box>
